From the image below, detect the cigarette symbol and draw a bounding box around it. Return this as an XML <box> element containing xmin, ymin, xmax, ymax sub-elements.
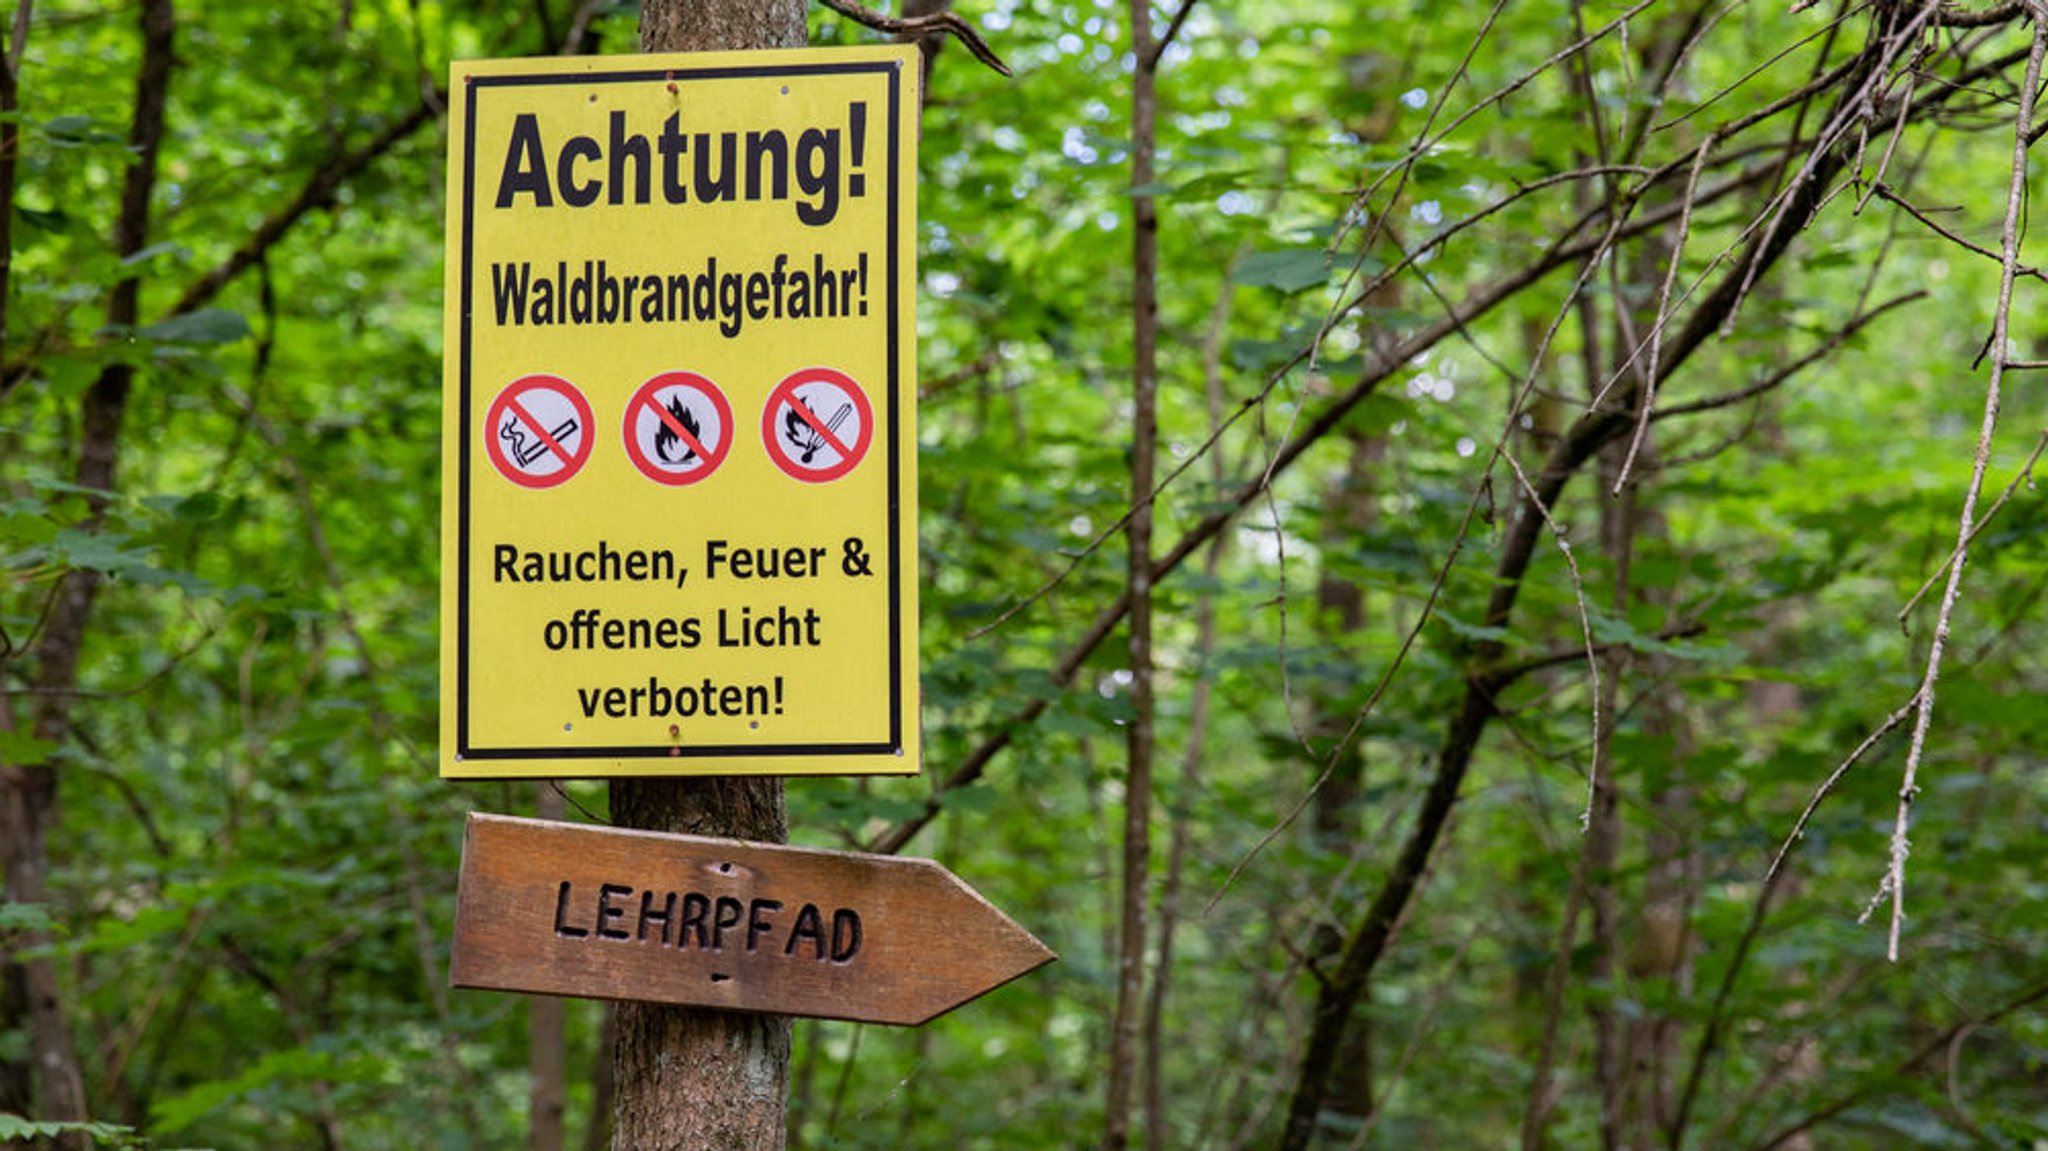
<box><xmin>502</xmin><ymin>414</ymin><xmax>579</xmax><ymax>467</ymax></box>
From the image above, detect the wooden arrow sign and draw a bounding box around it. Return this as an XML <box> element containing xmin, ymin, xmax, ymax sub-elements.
<box><xmin>451</xmin><ymin>813</ymin><xmax>1055</xmax><ymax>1026</ymax></box>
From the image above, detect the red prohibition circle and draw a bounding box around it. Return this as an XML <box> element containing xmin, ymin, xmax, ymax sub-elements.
<box><xmin>760</xmin><ymin>367</ymin><xmax>874</xmax><ymax>483</ymax></box>
<box><xmin>622</xmin><ymin>371</ymin><xmax>734</xmax><ymax>486</ymax></box>
<box><xmin>483</xmin><ymin>374</ymin><xmax>595</xmax><ymax>489</ymax></box>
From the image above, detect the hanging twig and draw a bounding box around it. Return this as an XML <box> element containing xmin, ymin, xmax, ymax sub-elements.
<box><xmin>1614</xmin><ymin>131</ymin><xmax>1715</xmax><ymax>493</ymax></box>
<box><xmin>813</xmin><ymin>0</ymin><xmax>1011</xmax><ymax>76</ymax></box>
<box><xmin>1868</xmin><ymin>12</ymin><xmax>2047</xmax><ymax>963</ymax></box>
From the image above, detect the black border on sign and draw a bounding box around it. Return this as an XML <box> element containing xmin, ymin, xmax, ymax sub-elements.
<box><xmin>454</xmin><ymin>59</ymin><xmax>907</xmax><ymax>770</ymax></box>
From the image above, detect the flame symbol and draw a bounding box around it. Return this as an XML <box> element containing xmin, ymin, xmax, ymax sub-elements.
<box><xmin>784</xmin><ymin>395</ymin><xmax>852</xmax><ymax>464</ymax></box>
<box><xmin>785</xmin><ymin>401</ymin><xmax>821</xmax><ymax>461</ymax></box>
<box><xmin>654</xmin><ymin>394</ymin><xmax>701</xmax><ymax>464</ymax></box>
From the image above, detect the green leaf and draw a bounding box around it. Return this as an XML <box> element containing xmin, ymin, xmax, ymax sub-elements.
<box><xmin>16</xmin><ymin>204</ymin><xmax>70</xmax><ymax>233</ymax></box>
<box><xmin>0</xmin><ymin>509</ymin><xmax>60</xmax><ymax>548</ymax></box>
<box><xmin>1231</xmin><ymin>248</ymin><xmax>1331</xmax><ymax>293</ymax></box>
<box><xmin>121</xmin><ymin>240</ymin><xmax>190</xmax><ymax>267</ymax></box>
<box><xmin>40</xmin><ymin>114</ymin><xmax>94</xmax><ymax>138</ymax></box>
<box><xmin>173</xmin><ymin>491</ymin><xmax>225</xmax><ymax>524</ymax></box>
<box><xmin>1435</xmin><ymin>610</ymin><xmax>1510</xmax><ymax>643</ymax></box>
<box><xmin>138</xmin><ymin>308</ymin><xmax>252</xmax><ymax>346</ymax></box>
<box><xmin>0</xmin><ymin>902</ymin><xmax>58</xmax><ymax>933</ymax></box>
<box><xmin>151</xmin><ymin>1045</ymin><xmax>353</xmax><ymax>1135</ymax></box>
<box><xmin>1173</xmin><ymin>169</ymin><xmax>1253</xmax><ymax>197</ymax></box>
<box><xmin>0</xmin><ymin>730</ymin><xmax>59</xmax><ymax>763</ymax></box>
<box><xmin>0</xmin><ymin>1113</ymin><xmax>141</xmax><ymax>1146</ymax></box>
<box><xmin>48</xmin><ymin>526</ymin><xmax>153</xmax><ymax>576</ymax></box>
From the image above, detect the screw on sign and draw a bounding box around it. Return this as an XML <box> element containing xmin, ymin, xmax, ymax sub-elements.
<box><xmin>623</xmin><ymin>371</ymin><xmax>734</xmax><ymax>486</ymax></box>
<box><xmin>761</xmin><ymin>367</ymin><xmax>874</xmax><ymax>483</ymax></box>
<box><xmin>485</xmin><ymin>374</ymin><xmax>595</xmax><ymax>489</ymax></box>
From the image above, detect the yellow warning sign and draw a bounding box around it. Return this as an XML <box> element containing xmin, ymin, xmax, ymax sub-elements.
<box><xmin>439</xmin><ymin>47</ymin><xmax>919</xmax><ymax>778</ymax></box>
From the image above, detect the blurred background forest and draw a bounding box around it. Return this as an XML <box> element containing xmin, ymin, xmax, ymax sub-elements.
<box><xmin>4</xmin><ymin>0</ymin><xmax>2047</xmax><ymax>1147</ymax></box>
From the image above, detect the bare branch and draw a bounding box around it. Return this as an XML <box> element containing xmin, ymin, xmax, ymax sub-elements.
<box><xmin>1935</xmin><ymin>0</ymin><xmax>2026</xmax><ymax>28</ymax></box>
<box><xmin>812</xmin><ymin>0</ymin><xmax>1011</xmax><ymax>76</ymax></box>
<box><xmin>1873</xmin><ymin>13</ymin><xmax>2046</xmax><ymax>963</ymax></box>
<box><xmin>1615</xmin><ymin>131</ymin><xmax>1715</xmax><ymax>493</ymax></box>
<box><xmin>1764</xmin><ymin>697</ymin><xmax>1920</xmax><ymax>890</ymax></box>
<box><xmin>1146</xmin><ymin>0</ymin><xmax>1199</xmax><ymax>71</ymax></box>
<box><xmin>559</xmin><ymin>0</ymin><xmax>610</xmax><ymax>54</ymax></box>
<box><xmin>1872</xmin><ymin>182</ymin><xmax>2048</xmax><ymax>278</ymax></box>
<box><xmin>1655</xmin><ymin>5</ymin><xmax>1868</xmax><ymax>132</ymax></box>
<box><xmin>1650</xmin><ymin>290</ymin><xmax>1924</xmax><ymax>421</ymax></box>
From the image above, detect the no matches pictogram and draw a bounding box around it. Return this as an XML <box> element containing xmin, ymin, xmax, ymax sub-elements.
<box><xmin>762</xmin><ymin>367</ymin><xmax>873</xmax><ymax>483</ymax></box>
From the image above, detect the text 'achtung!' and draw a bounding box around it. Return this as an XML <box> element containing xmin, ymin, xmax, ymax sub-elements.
<box><xmin>494</xmin><ymin>102</ymin><xmax>870</xmax><ymax>227</ymax></box>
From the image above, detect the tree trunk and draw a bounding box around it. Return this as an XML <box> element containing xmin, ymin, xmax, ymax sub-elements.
<box><xmin>608</xmin><ymin>775</ymin><xmax>793</xmax><ymax>1150</ymax></box>
<box><xmin>0</xmin><ymin>3</ymin><xmax>174</xmax><ymax>1145</ymax></box>
<box><xmin>583</xmin><ymin>1005</ymin><xmax>619</xmax><ymax>1151</ymax></box>
<box><xmin>608</xmin><ymin>778</ymin><xmax>794</xmax><ymax>1150</ymax></box>
<box><xmin>606</xmin><ymin>8</ymin><xmax>806</xmax><ymax>1151</ymax></box>
<box><xmin>1102</xmin><ymin>0</ymin><xmax>1159</xmax><ymax>1145</ymax></box>
<box><xmin>531</xmin><ymin>786</ymin><xmax>567</xmax><ymax>1151</ymax></box>
<box><xmin>609</xmin><ymin>778</ymin><xmax>791</xmax><ymax>1149</ymax></box>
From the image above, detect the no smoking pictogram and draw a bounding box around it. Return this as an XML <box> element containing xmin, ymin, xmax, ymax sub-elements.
<box><xmin>762</xmin><ymin>367</ymin><xmax>873</xmax><ymax>483</ymax></box>
<box><xmin>485</xmin><ymin>375</ymin><xmax>594</xmax><ymax>488</ymax></box>
<box><xmin>624</xmin><ymin>371</ymin><xmax>733</xmax><ymax>486</ymax></box>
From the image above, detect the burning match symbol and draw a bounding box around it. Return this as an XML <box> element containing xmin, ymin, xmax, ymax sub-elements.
<box><xmin>786</xmin><ymin>395</ymin><xmax>851</xmax><ymax>464</ymax></box>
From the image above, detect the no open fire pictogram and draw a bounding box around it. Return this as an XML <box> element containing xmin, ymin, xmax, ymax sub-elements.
<box><xmin>623</xmin><ymin>371</ymin><xmax>733</xmax><ymax>485</ymax></box>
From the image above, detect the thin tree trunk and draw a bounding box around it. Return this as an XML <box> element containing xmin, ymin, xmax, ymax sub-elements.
<box><xmin>0</xmin><ymin>5</ymin><xmax>21</xmax><ymax>377</ymax></box>
<box><xmin>0</xmin><ymin>4</ymin><xmax>173</xmax><ymax>1145</ymax></box>
<box><xmin>1142</xmin><ymin>232</ymin><xmax>1242</xmax><ymax>1150</ymax></box>
<box><xmin>530</xmin><ymin>785</ymin><xmax>567</xmax><ymax>1151</ymax></box>
<box><xmin>1308</xmin><ymin>429</ymin><xmax>1385</xmax><ymax>1133</ymax></box>
<box><xmin>1588</xmin><ymin>441</ymin><xmax>1636</xmax><ymax>1151</ymax></box>
<box><xmin>582</xmin><ymin>1005</ymin><xmax>618</xmax><ymax>1151</ymax></box>
<box><xmin>1102</xmin><ymin>0</ymin><xmax>1159</xmax><ymax>1144</ymax></box>
<box><xmin>1516</xmin><ymin>273</ymin><xmax>1609</xmax><ymax>1151</ymax></box>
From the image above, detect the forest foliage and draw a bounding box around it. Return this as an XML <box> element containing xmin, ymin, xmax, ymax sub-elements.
<box><xmin>3</xmin><ymin>0</ymin><xmax>2047</xmax><ymax>1148</ymax></box>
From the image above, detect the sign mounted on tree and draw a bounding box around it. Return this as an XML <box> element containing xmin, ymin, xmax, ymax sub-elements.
<box><xmin>451</xmin><ymin>814</ymin><xmax>1056</xmax><ymax>1026</ymax></box>
<box><xmin>439</xmin><ymin>47</ymin><xmax>920</xmax><ymax>778</ymax></box>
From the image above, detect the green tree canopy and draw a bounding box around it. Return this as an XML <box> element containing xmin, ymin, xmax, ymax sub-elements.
<box><xmin>3</xmin><ymin>0</ymin><xmax>2046</xmax><ymax>1148</ymax></box>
